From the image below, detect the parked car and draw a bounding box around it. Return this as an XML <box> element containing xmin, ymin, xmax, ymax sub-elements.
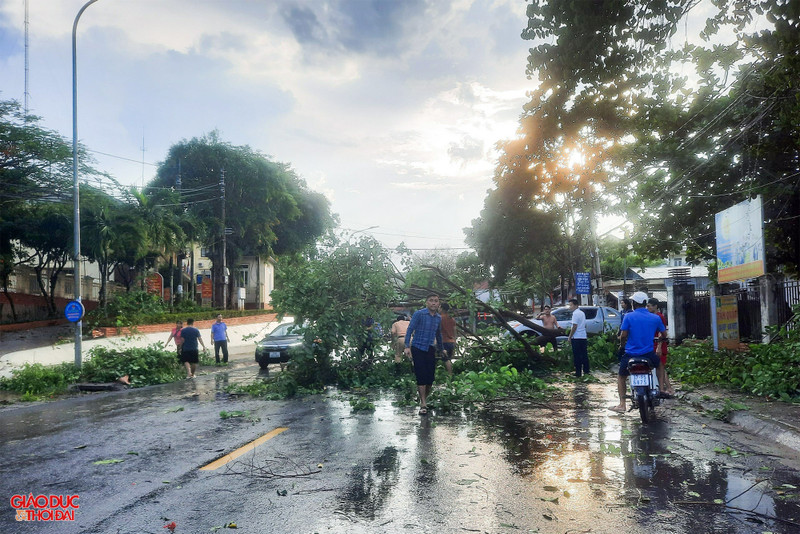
<box><xmin>510</xmin><ymin>306</ymin><xmax>622</xmax><ymax>340</ymax></box>
<box><xmin>254</xmin><ymin>322</ymin><xmax>303</xmax><ymax>369</ymax></box>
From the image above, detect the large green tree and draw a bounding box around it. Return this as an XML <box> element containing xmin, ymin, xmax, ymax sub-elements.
<box><xmin>270</xmin><ymin>235</ymin><xmax>399</xmax><ymax>384</ymax></box>
<box><xmin>150</xmin><ymin>133</ymin><xmax>333</xmax><ymax>308</ymax></box>
<box><xmin>469</xmin><ymin>1</ymin><xmax>694</xmax><ymax>296</ymax></box>
<box><xmin>475</xmin><ymin>0</ymin><xmax>799</xmax><ymax>291</ymax></box>
<box><xmin>622</xmin><ymin>0</ymin><xmax>800</xmax><ymax>274</ymax></box>
<box><xmin>80</xmin><ymin>185</ymin><xmax>148</xmax><ymax>310</ymax></box>
<box><xmin>0</xmin><ymin>98</ymin><xmax>98</xmax><ymax>316</ymax></box>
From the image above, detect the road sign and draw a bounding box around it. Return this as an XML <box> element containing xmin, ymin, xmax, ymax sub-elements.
<box><xmin>575</xmin><ymin>272</ymin><xmax>591</xmax><ymax>295</ymax></box>
<box><xmin>64</xmin><ymin>300</ymin><xmax>85</xmax><ymax>323</ymax></box>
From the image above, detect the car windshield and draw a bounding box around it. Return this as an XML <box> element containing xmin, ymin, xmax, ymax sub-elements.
<box><xmin>269</xmin><ymin>323</ymin><xmax>298</xmax><ymax>337</ymax></box>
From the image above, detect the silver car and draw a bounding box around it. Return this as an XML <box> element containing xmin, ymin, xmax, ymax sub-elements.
<box><xmin>510</xmin><ymin>306</ymin><xmax>622</xmax><ymax>338</ymax></box>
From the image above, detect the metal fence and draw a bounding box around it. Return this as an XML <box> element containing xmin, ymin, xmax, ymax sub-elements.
<box><xmin>684</xmin><ymin>291</ymin><xmax>711</xmax><ymax>340</ymax></box>
<box><xmin>776</xmin><ymin>279</ymin><xmax>800</xmax><ymax>331</ymax></box>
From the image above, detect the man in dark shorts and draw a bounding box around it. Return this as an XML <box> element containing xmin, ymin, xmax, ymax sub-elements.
<box><xmin>179</xmin><ymin>318</ymin><xmax>207</xmax><ymax>379</ymax></box>
<box><xmin>609</xmin><ymin>292</ymin><xmax>666</xmax><ymax>413</ymax></box>
<box><xmin>439</xmin><ymin>302</ymin><xmax>456</xmax><ymax>376</ymax></box>
<box><xmin>404</xmin><ymin>294</ymin><xmax>446</xmax><ymax>415</ymax></box>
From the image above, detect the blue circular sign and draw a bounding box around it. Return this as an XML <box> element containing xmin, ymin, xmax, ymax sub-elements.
<box><xmin>64</xmin><ymin>300</ymin><xmax>85</xmax><ymax>323</ymax></box>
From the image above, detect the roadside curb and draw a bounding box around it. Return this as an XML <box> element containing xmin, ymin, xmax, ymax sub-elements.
<box><xmin>681</xmin><ymin>390</ymin><xmax>800</xmax><ymax>455</ymax></box>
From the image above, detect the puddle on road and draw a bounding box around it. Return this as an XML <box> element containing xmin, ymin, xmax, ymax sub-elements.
<box><xmin>469</xmin><ymin>383</ymin><xmax>800</xmax><ymax>533</ymax></box>
<box><xmin>322</xmin><ymin>385</ymin><xmax>800</xmax><ymax>533</ymax></box>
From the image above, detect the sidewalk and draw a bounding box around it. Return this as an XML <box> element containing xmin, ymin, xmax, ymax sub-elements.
<box><xmin>0</xmin><ymin>315</ymin><xmax>289</xmax><ymax>379</ymax></box>
<box><xmin>677</xmin><ymin>385</ymin><xmax>800</xmax><ymax>456</ymax></box>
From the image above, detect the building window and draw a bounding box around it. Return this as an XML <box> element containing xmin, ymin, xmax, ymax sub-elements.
<box><xmin>237</xmin><ymin>265</ymin><xmax>249</xmax><ymax>287</ymax></box>
<box><xmin>200</xmin><ymin>247</ymin><xmax>210</xmax><ymax>258</ymax></box>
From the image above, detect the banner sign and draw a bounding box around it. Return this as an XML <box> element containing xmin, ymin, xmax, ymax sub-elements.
<box><xmin>575</xmin><ymin>272</ymin><xmax>591</xmax><ymax>295</ymax></box>
<box><xmin>201</xmin><ymin>277</ymin><xmax>213</xmax><ymax>300</ymax></box>
<box><xmin>716</xmin><ymin>196</ymin><xmax>766</xmax><ymax>283</ymax></box>
<box><xmin>716</xmin><ymin>295</ymin><xmax>740</xmax><ymax>350</ymax></box>
<box><xmin>145</xmin><ymin>273</ymin><xmax>163</xmax><ymax>298</ymax></box>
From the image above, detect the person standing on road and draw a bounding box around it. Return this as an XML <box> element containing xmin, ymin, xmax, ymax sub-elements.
<box><xmin>180</xmin><ymin>318</ymin><xmax>207</xmax><ymax>379</ymax></box>
<box><xmin>647</xmin><ymin>297</ymin><xmax>674</xmax><ymax>396</ymax></box>
<box><xmin>608</xmin><ymin>292</ymin><xmax>666</xmax><ymax>413</ymax></box>
<box><xmin>166</xmin><ymin>320</ymin><xmax>183</xmax><ymax>361</ymax></box>
<box><xmin>567</xmin><ymin>299</ymin><xmax>589</xmax><ymax>377</ymax></box>
<box><xmin>404</xmin><ymin>294</ymin><xmax>446</xmax><ymax>415</ymax></box>
<box><xmin>439</xmin><ymin>302</ymin><xmax>456</xmax><ymax>376</ymax></box>
<box><xmin>211</xmin><ymin>314</ymin><xmax>230</xmax><ymax>364</ymax></box>
<box><xmin>390</xmin><ymin>314</ymin><xmax>411</xmax><ymax>363</ymax></box>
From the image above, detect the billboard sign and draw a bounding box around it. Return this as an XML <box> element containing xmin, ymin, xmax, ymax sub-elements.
<box><xmin>716</xmin><ymin>196</ymin><xmax>765</xmax><ymax>283</ymax></box>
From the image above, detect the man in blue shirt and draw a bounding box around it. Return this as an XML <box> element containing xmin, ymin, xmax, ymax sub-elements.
<box><xmin>609</xmin><ymin>291</ymin><xmax>666</xmax><ymax>413</ymax></box>
<box><xmin>404</xmin><ymin>293</ymin><xmax>446</xmax><ymax>415</ymax></box>
<box><xmin>211</xmin><ymin>314</ymin><xmax>230</xmax><ymax>364</ymax></box>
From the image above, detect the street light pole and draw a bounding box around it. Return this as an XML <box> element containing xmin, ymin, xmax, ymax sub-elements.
<box><xmin>72</xmin><ymin>0</ymin><xmax>99</xmax><ymax>368</ymax></box>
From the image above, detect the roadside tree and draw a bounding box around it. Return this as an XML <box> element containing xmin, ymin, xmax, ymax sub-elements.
<box><xmin>150</xmin><ymin>133</ymin><xmax>333</xmax><ymax>308</ymax></box>
<box><xmin>270</xmin><ymin>235</ymin><xmax>399</xmax><ymax>386</ymax></box>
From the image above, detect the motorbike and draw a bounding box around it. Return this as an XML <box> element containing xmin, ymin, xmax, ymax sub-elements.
<box><xmin>627</xmin><ymin>357</ymin><xmax>660</xmax><ymax>423</ymax></box>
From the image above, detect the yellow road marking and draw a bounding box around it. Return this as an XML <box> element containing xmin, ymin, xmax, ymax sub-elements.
<box><xmin>199</xmin><ymin>427</ymin><xmax>289</xmax><ymax>471</ymax></box>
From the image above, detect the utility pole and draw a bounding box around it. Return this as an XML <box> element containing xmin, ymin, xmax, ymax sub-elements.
<box><xmin>169</xmin><ymin>160</ymin><xmax>181</xmax><ymax>309</ymax></box>
<box><xmin>72</xmin><ymin>0</ymin><xmax>100</xmax><ymax>369</ymax></box>
<box><xmin>24</xmin><ymin>0</ymin><xmax>29</xmax><ymax>118</ymax></box>
<box><xmin>220</xmin><ymin>168</ymin><xmax>227</xmax><ymax>310</ymax></box>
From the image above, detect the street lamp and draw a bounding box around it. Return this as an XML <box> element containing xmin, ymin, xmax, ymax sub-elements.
<box><xmin>72</xmin><ymin>0</ymin><xmax>99</xmax><ymax>368</ymax></box>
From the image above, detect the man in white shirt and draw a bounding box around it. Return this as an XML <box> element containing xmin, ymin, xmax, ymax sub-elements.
<box><xmin>567</xmin><ymin>298</ymin><xmax>589</xmax><ymax>377</ymax></box>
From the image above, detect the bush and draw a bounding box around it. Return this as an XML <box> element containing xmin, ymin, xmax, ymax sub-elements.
<box><xmin>80</xmin><ymin>344</ymin><xmax>184</xmax><ymax>387</ymax></box>
<box><xmin>0</xmin><ymin>362</ymin><xmax>80</xmax><ymax>397</ymax></box>
<box><xmin>588</xmin><ymin>332</ymin><xmax>620</xmax><ymax>370</ymax></box>
<box><xmin>85</xmin><ymin>290</ymin><xmax>273</xmax><ymax>329</ymax></box>
<box><xmin>669</xmin><ymin>338</ymin><xmax>800</xmax><ymax>400</ymax></box>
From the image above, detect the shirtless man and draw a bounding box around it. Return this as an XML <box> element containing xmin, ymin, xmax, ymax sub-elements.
<box><xmin>537</xmin><ymin>305</ymin><xmax>559</xmax><ymax>330</ymax></box>
<box><xmin>536</xmin><ymin>305</ymin><xmax>561</xmax><ymax>350</ymax></box>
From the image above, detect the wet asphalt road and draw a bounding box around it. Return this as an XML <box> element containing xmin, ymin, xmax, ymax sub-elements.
<box><xmin>3</xmin><ymin>364</ymin><xmax>800</xmax><ymax>534</ymax></box>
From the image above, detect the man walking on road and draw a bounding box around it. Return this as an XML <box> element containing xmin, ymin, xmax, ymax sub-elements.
<box><xmin>211</xmin><ymin>314</ymin><xmax>230</xmax><ymax>364</ymax></box>
<box><xmin>404</xmin><ymin>294</ymin><xmax>446</xmax><ymax>415</ymax></box>
<box><xmin>180</xmin><ymin>318</ymin><xmax>207</xmax><ymax>379</ymax></box>
<box><xmin>567</xmin><ymin>299</ymin><xmax>589</xmax><ymax>377</ymax></box>
<box><xmin>609</xmin><ymin>291</ymin><xmax>666</xmax><ymax>413</ymax></box>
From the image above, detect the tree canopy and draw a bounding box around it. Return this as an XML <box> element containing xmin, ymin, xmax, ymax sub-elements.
<box><xmin>150</xmin><ymin>133</ymin><xmax>334</xmax><ymax>307</ymax></box>
<box><xmin>469</xmin><ymin>0</ymin><xmax>800</xmax><ymax>293</ymax></box>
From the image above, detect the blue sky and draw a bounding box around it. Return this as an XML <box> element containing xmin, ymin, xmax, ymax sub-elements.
<box><xmin>0</xmin><ymin>0</ymin><xmax>533</xmax><ymax>253</ymax></box>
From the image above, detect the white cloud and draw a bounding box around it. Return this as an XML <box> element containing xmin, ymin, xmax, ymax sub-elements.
<box><xmin>0</xmin><ymin>0</ymin><xmax>533</xmax><ymax>251</ymax></box>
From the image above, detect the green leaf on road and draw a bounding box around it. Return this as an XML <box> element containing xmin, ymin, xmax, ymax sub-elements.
<box><xmin>92</xmin><ymin>459</ymin><xmax>124</xmax><ymax>465</ymax></box>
